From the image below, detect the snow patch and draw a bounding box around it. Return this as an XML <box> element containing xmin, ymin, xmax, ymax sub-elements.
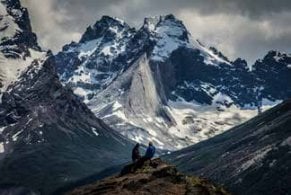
<box><xmin>0</xmin><ymin>142</ymin><xmax>4</xmax><ymax>153</ymax></box>
<box><xmin>0</xmin><ymin>50</ymin><xmax>46</xmax><ymax>101</ymax></box>
<box><xmin>211</xmin><ymin>92</ymin><xmax>234</xmax><ymax>106</ymax></box>
<box><xmin>166</xmin><ymin>99</ymin><xmax>258</xmax><ymax>145</ymax></box>
<box><xmin>91</xmin><ymin>127</ymin><xmax>99</xmax><ymax>136</ymax></box>
<box><xmin>281</xmin><ymin>136</ymin><xmax>291</xmax><ymax>147</ymax></box>
<box><xmin>12</xmin><ymin>130</ymin><xmax>23</xmax><ymax>142</ymax></box>
<box><xmin>74</xmin><ymin>87</ymin><xmax>88</xmax><ymax>97</ymax></box>
<box><xmin>112</xmin><ymin>101</ymin><xmax>123</xmax><ymax>111</ymax></box>
<box><xmin>150</xmin><ymin>17</ymin><xmax>188</xmax><ymax>61</ymax></box>
<box><xmin>78</xmin><ymin>39</ymin><xmax>101</xmax><ymax>58</ymax></box>
<box><xmin>0</xmin><ymin>126</ymin><xmax>6</xmax><ymax>133</ymax></box>
<box><xmin>240</xmin><ymin>146</ymin><xmax>273</xmax><ymax>172</ymax></box>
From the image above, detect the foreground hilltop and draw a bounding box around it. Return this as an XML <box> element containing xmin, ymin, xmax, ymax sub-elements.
<box><xmin>68</xmin><ymin>158</ymin><xmax>230</xmax><ymax>195</ymax></box>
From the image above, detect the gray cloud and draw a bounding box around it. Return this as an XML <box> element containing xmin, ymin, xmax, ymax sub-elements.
<box><xmin>21</xmin><ymin>0</ymin><xmax>291</xmax><ymax>63</ymax></box>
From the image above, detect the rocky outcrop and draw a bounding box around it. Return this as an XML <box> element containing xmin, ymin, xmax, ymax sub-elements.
<box><xmin>68</xmin><ymin>158</ymin><xmax>230</xmax><ymax>195</ymax></box>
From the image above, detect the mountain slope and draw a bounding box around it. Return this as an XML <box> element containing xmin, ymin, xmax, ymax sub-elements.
<box><xmin>54</xmin><ymin>14</ymin><xmax>290</xmax><ymax>150</ymax></box>
<box><xmin>0</xmin><ymin>53</ymin><xmax>135</xmax><ymax>195</ymax></box>
<box><xmin>0</xmin><ymin>1</ymin><xmax>135</xmax><ymax>194</ymax></box>
<box><xmin>164</xmin><ymin>99</ymin><xmax>291</xmax><ymax>195</ymax></box>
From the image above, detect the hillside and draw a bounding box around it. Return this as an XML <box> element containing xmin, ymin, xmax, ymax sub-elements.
<box><xmin>68</xmin><ymin>158</ymin><xmax>230</xmax><ymax>195</ymax></box>
<box><xmin>164</xmin><ymin>99</ymin><xmax>291</xmax><ymax>195</ymax></box>
<box><xmin>0</xmin><ymin>1</ymin><xmax>134</xmax><ymax>194</ymax></box>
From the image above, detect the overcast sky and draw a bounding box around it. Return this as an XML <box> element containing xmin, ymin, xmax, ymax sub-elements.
<box><xmin>21</xmin><ymin>0</ymin><xmax>291</xmax><ymax>64</ymax></box>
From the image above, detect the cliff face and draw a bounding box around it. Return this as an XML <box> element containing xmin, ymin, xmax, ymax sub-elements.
<box><xmin>68</xmin><ymin>158</ymin><xmax>230</xmax><ymax>195</ymax></box>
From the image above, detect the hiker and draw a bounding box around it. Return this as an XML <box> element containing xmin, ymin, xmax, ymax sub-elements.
<box><xmin>132</xmin><ymin>143</ymin><xmax>141</xmax><ymax>162</ymax></box>
<box><xmin>144</xmin><ymin>141</ymin><xmax>155</xmax><ymax>160</ymax></box>
<box><xmin>130</xmin><ymin>141</ymin><xmax>156</xmax><ymax>172</ymax></box>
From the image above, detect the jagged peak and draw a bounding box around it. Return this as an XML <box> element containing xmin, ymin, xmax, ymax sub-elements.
<box><xmin>99</xmin><ymin>15</ymin><xmax>127</xmax><ymax>26</ymax></box>
<box><xmin>233</xmin><ymin>57</ymin><xmax>249</xmax><ymax>69</ymax></box>
<box><xmin>209</xmin><ymin>46</ymin><xmax>230</xmax><ymax>62</ymax></box>
<box><xmin>79</xmin><ymin>15</ymin><xmax>134</xmax><ymax>43</ymax></box>
<box><xmin>143</xmin><ymin>16</ymin><xmax>160</xmax><ymax>31</ymax></box>
<box><xmin>252</xmin><ymin>50</ymin><xmax>291</xmax><ymax>71</ymax></box>
<box><xmin>233</xmin><ymin>57</ymin><xmax>247</xmax><ymax>65</ymax></box>
<box><xmin>253</xmin><ymin>50</ymin><xmax>291</xmax><ymax>66</ymax></box>
<box><xmin>264</xmin><ymin>50</ymin><xmax>291</xmax><ymax>59</ymax></box>
<box><xmin>1</xmin><ymin>0</ymin><xmax>33</xmax><ymax>35</ymax></box>
<box><xmin>0</xmin><ymin>0</ymin><xmax>41</xmax><ymax>57</ymax></box>
<box><xmin>143</xmin><ymin>14</ymin><xmax>188</xmax><ymax>34</ymax></box>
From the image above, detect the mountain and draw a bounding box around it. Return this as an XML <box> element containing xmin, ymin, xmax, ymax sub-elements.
<box><xmin>164</xmin><ymin>99</ymin><xmax>291</xmax><ymax>195</ymax></box>
<box><xmin>55</xmin><ymin>15</ymin><xmax>290</xmax><ymax>150</ymax></box>
<box><xmin>0</xmin><ymin>0</ymin><xmax>42</xmax><ymax>100</ymax></box>
<box><xmin>68</xmin><ymin>158</ymin><xmax>230</xmax><ymax>195</ymax></box>
<box><xmin>252</xmin><ymin>51</ymin><xmax>291</xmax><ymax>111</ymax></box>
<box><xmin>0</xmin><ymin>0</ymin><xmax>40</xmax><ymax>55</ymax></box>
<box><xmin>0</xmin><ymin>1</ymin><xmax>134</xmax><ymax>194</ymax></box>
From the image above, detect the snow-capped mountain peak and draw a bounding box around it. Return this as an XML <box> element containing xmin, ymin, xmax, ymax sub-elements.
<box><xmin>79</xmin><ymin>15</ymin><xmax>134</xmax><ymax>43</ymax></box>
<box><xmin>55</xmin><ymin>14</ymin><xmax>291</xmax><ymax>150</ymax></box>
<box><xmin>143</xmin><ymin>14</ymin><xmax>190</xmax><ymax>61</ymax></box>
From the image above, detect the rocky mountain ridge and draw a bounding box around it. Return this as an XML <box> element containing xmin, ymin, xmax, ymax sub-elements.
<box><xmin>55</xmin><ymin>14</ymin><xmax>291</xmax><ymax>150</ymax></box>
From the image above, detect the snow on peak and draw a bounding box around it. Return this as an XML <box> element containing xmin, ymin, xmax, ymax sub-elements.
<box><xmin>143</xmin><ymin>14</ymin><xmax>231</xmax><ymax>66</ymax></box>
<box><xmin>0</xmin><ymin>49</ymin><xmax>46</xmax><ymax>100</ymax></box>
<box><xmin>99</xmin><ymin>15</ymin><xmax>127</xmax><ymax>26</ymax></box>
<box><xmin>143</xmin><ymin>16</ymin><xmax>160</xmax><ymax>32</ymax></box>
<box><xmin>147</xmin><ymin>14</ymin><xmax>190</xmax><ymax>61</ymax></box>
<box><xmin>188</xmin><ymin>39</ymin><xmax>232</xmax><ymax>66</ymax></box>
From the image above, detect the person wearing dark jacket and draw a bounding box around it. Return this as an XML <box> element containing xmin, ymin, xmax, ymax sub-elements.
<box><xmin>132</xmin><ymin>143</ymin><xmax>141</xmax><ymax>162</ymax></box>
<box><xmin>144</xmin><ymin>141</ymin><xmax>155</xmax><ymax>160</ymax></box>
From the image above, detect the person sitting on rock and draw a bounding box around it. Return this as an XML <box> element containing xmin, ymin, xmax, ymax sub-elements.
<box><xmin>129</xmin><ymin>142</ymin><xmax>156</xmax><ymax>173</ymax></box>
<box><xmin>144</xmin><ymin>141</ymin><xmax>155</xmax><ymax>160</ymax></box>
<box><xmin>132</xmin><ymin>143</ymin><xmax>141</xmax><ymax>162</ymax></box>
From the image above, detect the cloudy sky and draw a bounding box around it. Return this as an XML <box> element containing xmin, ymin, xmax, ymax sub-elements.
<box><xmin>22</xmin><ymin>0</ymin><xmax>291</xmax><ymax>64</ymax></box>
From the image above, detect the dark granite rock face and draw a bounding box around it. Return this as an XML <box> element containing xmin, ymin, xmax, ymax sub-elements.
<box><xmin>164</xmin><ymin>99</ymin><xmax>291</xmax><ymax>195</ymax></box>
<box><xmin>252</xmin><ymin>51</ymin><xmax>291</xmax><ymax>102</ymax></box>
<box><xmin>160</xmin><ymin>47</ymin><xmax>256</xmax><ymax>106</ymax></box>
